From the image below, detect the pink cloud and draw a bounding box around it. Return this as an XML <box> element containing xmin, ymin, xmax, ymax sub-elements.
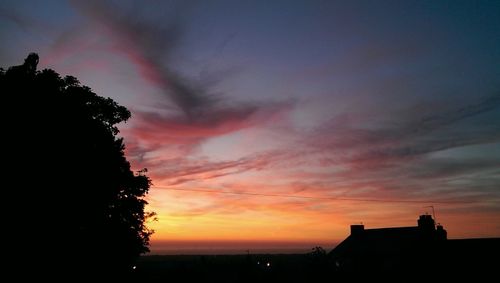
<box><xmin>141</xmin><ymin>149</ymin><xmax>288</xmax><ymax>186</ymax></box>
<box><xmin>122</xmin><ymin>100</ymin><xmax>293</xmax><ymax>169</ymax></box>
<box><xmin>129</xmin><ymin>101</ymin><xmax>292</xmax><ymax>139</ymax></box>
<box><xmin>63</xmin><ymin>0</ymin><xmax>296</xmax><ymax>175</ymax></box>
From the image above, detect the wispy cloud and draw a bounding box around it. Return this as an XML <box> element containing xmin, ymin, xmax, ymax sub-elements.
<box><xmin>68</xmin><ymin>0</ymin><xmax>208</xmax><ymax>115</ymax></box>
<box><xmin>138</xmin><ymin>93</ymin><xmax>500</xmax><ymax>202</ymax></box>
<box><xmin>142</xmin><ymin>149</ymin><xmax>289</xmax><ymax>186</ymax></box>
<box><xmin>57</xmin><ymin>0</ymin><xmax>296</xmax><ymax>173</ymax></box>
<box><xmin>307</xmin><ymin>93</ymin><xmax>500</xmax><ymax>166</ymax></box>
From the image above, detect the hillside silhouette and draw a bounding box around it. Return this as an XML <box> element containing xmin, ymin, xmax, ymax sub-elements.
<box><xmin>1</xmin><ymin>53</ymin><xmax>153</xmax><ymax>278</ymax></box>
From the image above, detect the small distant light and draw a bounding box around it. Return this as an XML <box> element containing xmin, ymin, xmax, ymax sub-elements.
<box><xmin>266</xmin><ymin>262</ymin><xmax>270</xmax><ymax>267</ymax></box>
<box><xmin>132</xmin><ymin>266</ymin><xmax>136</xmax><ymax>270</ymax></box>
<box><xmin>257</xmin><ymin>261</ymin><xmax>260</xmax><ymax>265</ymax></box>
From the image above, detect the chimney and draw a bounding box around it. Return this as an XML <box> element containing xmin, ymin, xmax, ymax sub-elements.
<box><xmin>350</xmin><ymin>224</ymin><xmax>364</xmax><ymax>236</ymax></box>
<box><xmin>418</xmin><ymin>214</ymin><xmax>435</xmax><ymax>231</ymax></box>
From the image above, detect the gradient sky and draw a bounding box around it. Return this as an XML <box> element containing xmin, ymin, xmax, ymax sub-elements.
<box><xmin>2</xmin><ymin>0</ymin><xmax>499</xmax><ymax>254</ymax></box>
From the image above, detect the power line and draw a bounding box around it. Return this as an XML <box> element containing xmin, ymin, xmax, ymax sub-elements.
<box><xmin>155</xmin><ymin>187</ymin><xmax>474</xmax><ymax>204</ymax></box>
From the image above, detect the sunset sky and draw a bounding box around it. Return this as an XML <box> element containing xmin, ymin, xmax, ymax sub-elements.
<box><xmin>1</xmin><ymin>0</ymin><xmax>499</xmax><ymax>254</ymax></box>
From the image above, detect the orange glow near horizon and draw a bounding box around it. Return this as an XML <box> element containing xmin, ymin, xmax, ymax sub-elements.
<box><xmin>144</xmin><ymin>178</ymin><xmax>500</xmax><ymax>254</ymax></box>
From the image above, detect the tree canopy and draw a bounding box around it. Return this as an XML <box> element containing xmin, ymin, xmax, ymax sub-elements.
<box><xmin>1</xmin><ymin>53</ymin><xmax>153</xmax><ymax>277</ymax></box>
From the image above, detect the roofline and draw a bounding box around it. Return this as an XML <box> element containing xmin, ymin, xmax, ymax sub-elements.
<box><xmin>364</xmin><ymin>226</ymin><xmax>418</xmax><ymax>232</ymax></box>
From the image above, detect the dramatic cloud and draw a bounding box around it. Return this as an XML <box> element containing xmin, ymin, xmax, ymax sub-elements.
<box><xmin>307</xmin><ymin>93</ymin><xmax>500</xmax><ymax>166</ymax></box>
<box><xmin>139</xmin><ymin>93</ymin><xmax>500</xmax><ymax>206</ymax></box>
<box><xmin>150</xmin><ymin>149</ymin><xmax>289</xmax><ymax>186</ymax></box>
<box><xmin>125</xmin><ymin>100</ymin><xmax>293</xmax><ymax>163</ymax></box>
<box><xmin>274</xmin><ymin>94</ymin><xmax>500</xmax><ymax>209</ymax></box>
<box><xmin>60</xmin><ymin>0</ymin><xmax>296</xmax><ymax>172</ymax></box>
<box><xmin>68</xmin><ymin>0</ymin><xmax>207</xmax><ymax>114</ymax></box>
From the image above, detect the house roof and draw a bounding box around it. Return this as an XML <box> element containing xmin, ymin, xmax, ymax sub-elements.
<box><xmin>328</xmin><ymin>216</ymin><xmax>498</xmax><ymax>276</ymax></box>
<box><xmin>330</xmin><ymin>226</ymin><xmax>425</xmax><ymax>259</ymax></box>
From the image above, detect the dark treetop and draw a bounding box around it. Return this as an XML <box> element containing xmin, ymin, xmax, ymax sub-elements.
<box><xmin>1</xmin><ymin>53</ymin><xmax>153</xmax><ymax>278</ymax></box>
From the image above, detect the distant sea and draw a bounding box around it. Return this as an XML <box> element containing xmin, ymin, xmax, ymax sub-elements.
<box><xmin>147</xmin><ymin>241</ymin><xmax>337</xmax><ymax>255</ymax></box>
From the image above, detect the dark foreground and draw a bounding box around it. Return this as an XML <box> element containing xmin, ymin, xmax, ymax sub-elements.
<box><xmin>134</xmin><ymin>253</ymin><xmax>330</xmax><ymax>282</ymax></box>
<box><xmin>132</xmin><ymin>238</ymin><xmax>500</xmax><ymax>282</ymax></box>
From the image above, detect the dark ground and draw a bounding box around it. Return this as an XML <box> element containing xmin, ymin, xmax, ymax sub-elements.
<box><xmin>131</xmin><ymin>238</ymin><xmax>500</xmax><ymax>282</ymax></box>
<box><xmin>133</xmin><ymin>253</ymin><xmax>331</xmax><ymax>282</ymax></box>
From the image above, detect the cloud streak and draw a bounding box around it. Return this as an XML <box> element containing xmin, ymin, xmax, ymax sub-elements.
<box><xmin>307</xmin><ymin>93</ymin><xmax>500</xmax><ymax>167</ymax></box>
<box><xmin>69</xmin><ymin>0</ymin><xmax>209</xmax><ymax>115</ymax></box>
<box><xmin>136</xmin><ymin>92</ymin><xmax>500</xmax><ymax>205</ymax></box>
<box><xmin>59</xmin><ymin>0</ymin><xmax>296</xmax><ymax>176</ymax></box>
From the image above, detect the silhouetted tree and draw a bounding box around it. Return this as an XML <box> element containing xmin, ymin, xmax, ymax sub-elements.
<box><xmin>307</xmin><ymin>246</ymin><xmax>329</xmax><ymax>280</ymax></box>
<box><xmin>310</xmin><ymin>246</ymin><xmax>327</xmax><ymax>257</ymax></box>
<box><xmin>1</xmin><ymin>53</ymin><xmax>153</xmax><ymax>278</ymax></box>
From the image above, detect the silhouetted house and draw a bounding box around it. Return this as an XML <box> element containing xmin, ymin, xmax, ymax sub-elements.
<box><xmin>329</xmin><ymin>215</ymin><xmax>447</xmax><ymax>275</ymax></box>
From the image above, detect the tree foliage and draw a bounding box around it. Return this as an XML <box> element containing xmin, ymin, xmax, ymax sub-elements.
<box><xmin>1</xmin><ymin>53</ymin><xmax>153</xmax><ymax>276</ymax></box>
